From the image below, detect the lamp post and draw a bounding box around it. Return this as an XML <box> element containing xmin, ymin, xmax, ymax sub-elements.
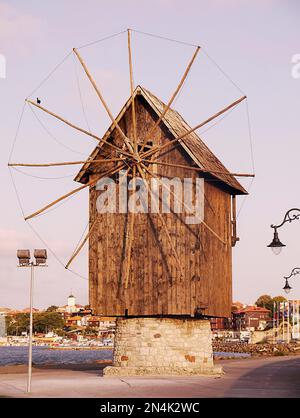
<box><xmin>282</xmin><ymin>267</ymin><xmax>300</xmax><ymax>294</ymax></box>
<box><xmin>17</xmin><ymin>249</ymin><xmax>47</xmax><ymax>393</ymax></box>
<box><xmin>267</xmin><ymin>208</ymin><xmax>300</xmax><ymax>254</ymax></box>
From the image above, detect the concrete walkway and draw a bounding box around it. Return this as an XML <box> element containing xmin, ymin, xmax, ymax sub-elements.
<box><xmin>0</xmin><ymin>356</ymin><xmax>300</xmax><ymax>398</ymax></box>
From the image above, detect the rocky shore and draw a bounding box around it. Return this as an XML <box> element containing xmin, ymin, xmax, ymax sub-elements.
<box><xmin>213</xmin><ymin>341</ymin><xmax>300</xmax><ymax>358</ymax></box>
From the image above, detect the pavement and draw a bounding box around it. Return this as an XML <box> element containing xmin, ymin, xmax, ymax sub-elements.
<box><xmin>0</xmin><ymin>355</ymin><xmax>300</xmax><ymax>398</ymax></box>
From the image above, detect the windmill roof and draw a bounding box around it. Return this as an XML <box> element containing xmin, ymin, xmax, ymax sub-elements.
<box><xmin>75</xmin><ymin>85</ymin><xmax>247</xmax><ymax>195</ymax></box>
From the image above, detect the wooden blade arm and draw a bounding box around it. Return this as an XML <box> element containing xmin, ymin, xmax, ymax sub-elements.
<box><xmin>8</xmin><ymin>157</ymin><xmax>127</xmax><ymax>168</ymax></box>
<box><xmin>141</xmin><ymin>95</ymin><xmax>247</xmax><ymax>160</ymax></box>
<box><xmin>73</xmin><ymin>48</ymin><xmax>135</xmax><ymax>155</ymax></box>
<box><xmin>27</xmin><ymin>100</ymin><xmax>132</xmax><ymax>158</ymax></box>
<box><xmin>24</xmin><ymin>163</ymin><xmax>125</xmax><ymax>221</ymax></box>
<box><xmin>142</xmin><ymin>160</ymin><xmax>255</xmax><ymax>177</ymax></box>
<box><xmin>65</xmin><ymin>218</ymin><xmax>98</xmax><ymax>269</ymax></box>
<box><xmin>141</xmin><ymin>163</ymin><xmax>226</xmax><ymax>245</ymax></box>
<box><xmin>136</xmin><ymin>164</ymin><xmax>184</xmax><ymax>277</ymax></box>
<box><xmin>121</xmin><ymin>166</ymin><xmax>136</xmax><ymax>289</ymax></box>
<box><xmin>139</xmin><ymin>45</ymin><xmax>200</xmax><ymax>153</ymax></box>
<box><xmin>127</xmin><ymin>29</ymin><xmax>138</xmax><ymax>153</ymax></box>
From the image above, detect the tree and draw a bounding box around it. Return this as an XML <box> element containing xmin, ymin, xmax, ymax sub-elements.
<box><xmin>255</xmin><ymin>294</ymin><xmax>273</xmax><ymax>311</ymax></box>
<box><xmin>256</xmin><ymin>295</ymin><xmax>288</xmax><ymax>315</ymax></box>
<box><xmin>33</xmin><ymin>312</ymin><xmax>64</xmax><ymax>333</ymax></box>
<box><xmin>272</xmin><ymin>296</ymin><xmax>287</xmax><ymax>304</ymax></box>
<box><xmin>5</xmin><ymin>312</ymin><xmax>64</xmax><ymax>336</ymax></box>
<box><xmin>6</xmin><ymin>313</ymin><xmax>29</xmax><ymax>335</ymax></box>
<box><xmin>46</xmin><ymin>305</ymin><xmax>58</xmax><ymax>312</ymax></box>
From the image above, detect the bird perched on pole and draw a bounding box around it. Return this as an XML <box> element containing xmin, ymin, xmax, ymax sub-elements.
<box><xmin>36</xmin><ymin>98</ymin><xmax>41</xmax><ymax>105</ymax></box>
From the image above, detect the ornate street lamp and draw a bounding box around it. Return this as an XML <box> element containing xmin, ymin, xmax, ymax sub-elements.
<box><xmin>283</xmin><ymin>267</ymin><xmax>300</xmax><ymax>294</ymax></box>
<box><xmin>283</xmin><ymin>278</ymin><xmax>292</xmax><ymax>294</ymax></box>
<box><xmin>268</xmin><ymin>208</ymin><xmax>300</xmax><ymax>255</ymax></box>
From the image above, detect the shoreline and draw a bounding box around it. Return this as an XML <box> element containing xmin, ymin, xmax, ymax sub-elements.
<box><xmin>0</xmin><ymin>360</ymin><xmax>113</xmax><ymax>374</ymax></box>
<box><xmin>0</xmin><ymin>345</ymin><xmax>113</xmax><ymax>350</ymax></box>
<box><xmin>1</xmin><ymin>351</ymin><xmax>300</xmax><ymax>372</ymax></box>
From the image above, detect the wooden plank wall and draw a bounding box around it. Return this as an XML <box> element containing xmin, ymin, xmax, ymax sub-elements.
<box><xmin>89</xmin><ymin>96</ymin><xmax>232</xmax><ymax>318</ymax></box>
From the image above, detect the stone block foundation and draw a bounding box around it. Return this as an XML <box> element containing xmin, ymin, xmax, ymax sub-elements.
<box><xmin>104</xmin><ymin>317</ymin><xmax>222</xmax><ymax>376</ymax></box>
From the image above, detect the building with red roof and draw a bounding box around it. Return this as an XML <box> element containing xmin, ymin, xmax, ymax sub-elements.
<box><xmin>232</xmin><ymin>306</ymin><xmax>271</xmax><ymax>331</ymax></box>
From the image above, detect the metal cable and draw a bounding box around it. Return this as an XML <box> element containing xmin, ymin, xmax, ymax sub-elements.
<box><xmin>8</xmin><ymin>101</ymin><xmax>27</xmax><ymax>163</ymax></box>
<box><xmin>26</xmin><ymin>52</ymin><xmax>72</xmax><ymax>99</ymax></box>
<box><xmin>76</xmin><ymin>30</ymin><xmax>127</xmax><ymax>50</ymax></box>
<box><xmin>130</xmin><ymin>28</ymin><xmax>199</xmax><ymax>48</ymax></box>
<box><xmin>11</xmin><ymin>166</ymin><xmax>77</xmax><ymax>180</ymax></box>
<box><xmin>29</xmin><ymin>104</ymin><xmax>89</xmax><ymax>157</ymax></box>
<box><xmin>72</xmin><ymin>52</ymin><xmax>92</xmax><ymax>133</ymax></box>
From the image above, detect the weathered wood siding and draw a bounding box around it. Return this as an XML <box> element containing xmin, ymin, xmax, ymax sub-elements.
<box><xmin>88</xmin><ymin>95</ymin><xmax>233</xmax><ymax>318</ymax></box>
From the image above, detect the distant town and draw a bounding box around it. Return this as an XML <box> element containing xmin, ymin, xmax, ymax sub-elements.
<box><xmin>0</xmin><ymin>293</ymin><xmax>299</xmax><ymax>348</ymax></box>
<box><xmin>0</xmin><ymin>294</ymin><xmax>115</xmax><ymax>348</ymax></box>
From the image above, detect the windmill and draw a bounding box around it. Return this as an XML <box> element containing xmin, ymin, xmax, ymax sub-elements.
<box><xmin>9</xmin><ymin>30</ymin><xmax>254</xmax><ymax>375</ymax></box>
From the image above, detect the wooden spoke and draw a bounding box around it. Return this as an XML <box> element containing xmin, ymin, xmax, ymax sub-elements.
<box><xmin>141</xmin><ymin>163</ymin><xmax>226</xmax><ymax>245</ymax></box>
<box><xmin>121</xmin><ymin>166</ymin><xmax>136</xmax><ymax>289</ymax></box>
<box><xmin>136</xmin><ymin>164</ymin><xmax>185</xmax><ymax>277</ymax></box>
<box><xmin>24</xmin><ymin>163</ymin><xmax>125</xmax><ymax>221</ymax></box>
<box><xmin>141</xmin><ymin>95</ymin><xmax>247</xmax><ymax>160</ymax></box>
<box><xmin>8</xmin><ymin>157</ymin><xmax>127</xmax><ymax>168</ymax></box>
<box><xmin>143</xmin><ymin>160</ymin><xmax>255</xmax><ymax>177</ymax></box>
<box><xmin>139</xmin><ymin>45</ymin><xmax>200</xmax><ymax>153</ymax></box>
<box><xmin>127</xmin><ymin>29</ymin><xmax>138</xmax><ymax>153</ymax></box>
<box><xmin>65</xmin><ymin>217</ymin><xmax>98</xmax><ymax>269</ymax></box>
<box><xmin>26</xmin><ymin>100</ymin><xmax>132</xmax><ymax>158</ymax></box>
<box><xmin>73</xmin><ymin>48</ymin><xmax>135</xmax><ymax>155</ymax></box>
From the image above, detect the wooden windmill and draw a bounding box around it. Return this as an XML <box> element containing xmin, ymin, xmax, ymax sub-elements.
<box><xmin>9</xmin><ymin>30</ymin><xmax>253</xmax><ymax>321</ymax></box>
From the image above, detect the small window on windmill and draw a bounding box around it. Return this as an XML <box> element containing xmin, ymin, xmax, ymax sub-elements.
<box><xmin>138</xmin><ymin>140</ymin><xmax>153</xmax><ymax>154</ymax></box>
<box><xmin>138</xmin><ymin>141</ymin><xmax>153</xmax><ymax>167</ymax></box>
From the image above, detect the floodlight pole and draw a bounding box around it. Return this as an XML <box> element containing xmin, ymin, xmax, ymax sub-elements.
<box><xmin>27</xmin><ymin>263</ymin><xmax>34</xmax><ymax>393</ymax></box>
<box><xmin>17</xmin><ymin>249</ymin><xmax>47</xmax><ymax>394</ymax></box>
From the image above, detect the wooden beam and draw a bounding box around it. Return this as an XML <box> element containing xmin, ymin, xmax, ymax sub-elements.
<box><xmin>127</xmin><ymin>29</ymin><xmax>138</xmax><ymax>153</ymax></box>
<box><xmin>136</xmin><ymin>164</ymin><xmax>185</xmax><ymax>277</ymax></box>
<box><xmin>65</xmin><ymin>217</ymin><xmax>98</xmax><ymax>269</ymax></box>
<box><xmin>73</xmin><ymin>48</ymin><xmax>135</xmax><ymax>155</ymax></box>
<box><xmin>143</xmin><ymin>160</ymin><xmax>255</xmax><ymax>177</ymax></box>
<box><xmin>141</xmin><ymin>163</ymin><xmax>226</xmax><ymax>245</ymax></box>
<box><xmin>121</xmin><ymin>166</ymin><xmax>136</xmax><ymax>289</ymax></box>
<box><xmin>24</xmin><ymin>163</ymin><xmax>125</xmax><ymax>221</ymax></box>
<box><xmin>26</xmin><ymin>100</ymin><xmax>132</xmax><ymax>158</ymax></box>
<box><xmin>8</xmin><ymin>157</ymin><xmax>127</xmax><ymax>168</ymax></box>
<box><xmin>231</xmin><ymin>195</ymin><xmax>239</xmax><ymax>247</ymax></box>
<box><xmin>141</xmin><ymin>95</ymin><xmax>247</xmax><ymax>160</ymax></box>
<box><xmin>139</xmin><ymin>45</ymin><xmax>200</xmax><ymax>153</ymax></box>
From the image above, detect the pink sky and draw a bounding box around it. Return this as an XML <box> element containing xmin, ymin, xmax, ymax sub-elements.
<box><xmin>1</xmin><ymin>0</ymin><xmax>300</xmax><ymax>309</ymax></box>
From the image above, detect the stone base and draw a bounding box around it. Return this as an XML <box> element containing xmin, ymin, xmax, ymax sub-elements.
<box><xmin>104</xmin><ymin>365</ymin><xmax>223</xmax><ymax>376</ymax></box>
<box><xmin>104</xmin><ymin>317</ymin><xmax>222</xmax><ymax>377</ymax></box>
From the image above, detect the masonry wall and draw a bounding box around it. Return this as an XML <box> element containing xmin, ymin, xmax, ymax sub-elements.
<box><xmin>104</xmin><ymin>317</ymin><xmax>220</xmax><ymax>376</ymax></box>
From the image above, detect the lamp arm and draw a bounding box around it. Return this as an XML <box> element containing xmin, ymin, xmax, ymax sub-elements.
<box><xmin>271</xmin><ymin>208</ymin><xmax>300</xmax><ymax>230</ymax></box>
<box><xmin>284</xmin><ymin>267</ymin><xmax>300</xmax><ymax>280</ymax></box>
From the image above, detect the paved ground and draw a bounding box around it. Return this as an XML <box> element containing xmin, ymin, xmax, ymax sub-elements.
<box><xmin>0</xmin><ymin>356</ymin><xmax>299</xmax><ymax>398</ymax></box>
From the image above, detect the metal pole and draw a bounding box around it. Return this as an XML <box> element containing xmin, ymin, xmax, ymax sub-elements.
<box><xmin>273</xmin><ymin>301</ymin><xmax>275</xmax><ymax>344</ymax></box>
<box><xmin>297</xmin><ymin>300</ymin><xmax>300</xmax><ymax>339</ymax></box>
<box><xmin>287</xmin><ymin>301</ymin><xmax>290</xmax><ymax>343</ymax></box>
<box><xmin>277</xmin><ymin>302</ymin><xmax>279</xmax><ymax>342</ymax></box>
<box><xmin>292</xmin><ymin>300</ymin><xmax>295</xmax><ymax>340</ymax></box>
<box><xmin>282</xmin><ymin>303</ymin><xmax>285</xmax><ymax>342</ymax></box>
<box><xmin>27</xmin><ymin>263</ymin><xmax>34</xmax><ymax>393</ymax></box>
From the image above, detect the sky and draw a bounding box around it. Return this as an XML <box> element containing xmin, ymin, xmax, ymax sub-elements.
<box><xmin>0</xmin><ymin>0</ymin><xmax>300</xmax><ymax>309</ymax></box>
